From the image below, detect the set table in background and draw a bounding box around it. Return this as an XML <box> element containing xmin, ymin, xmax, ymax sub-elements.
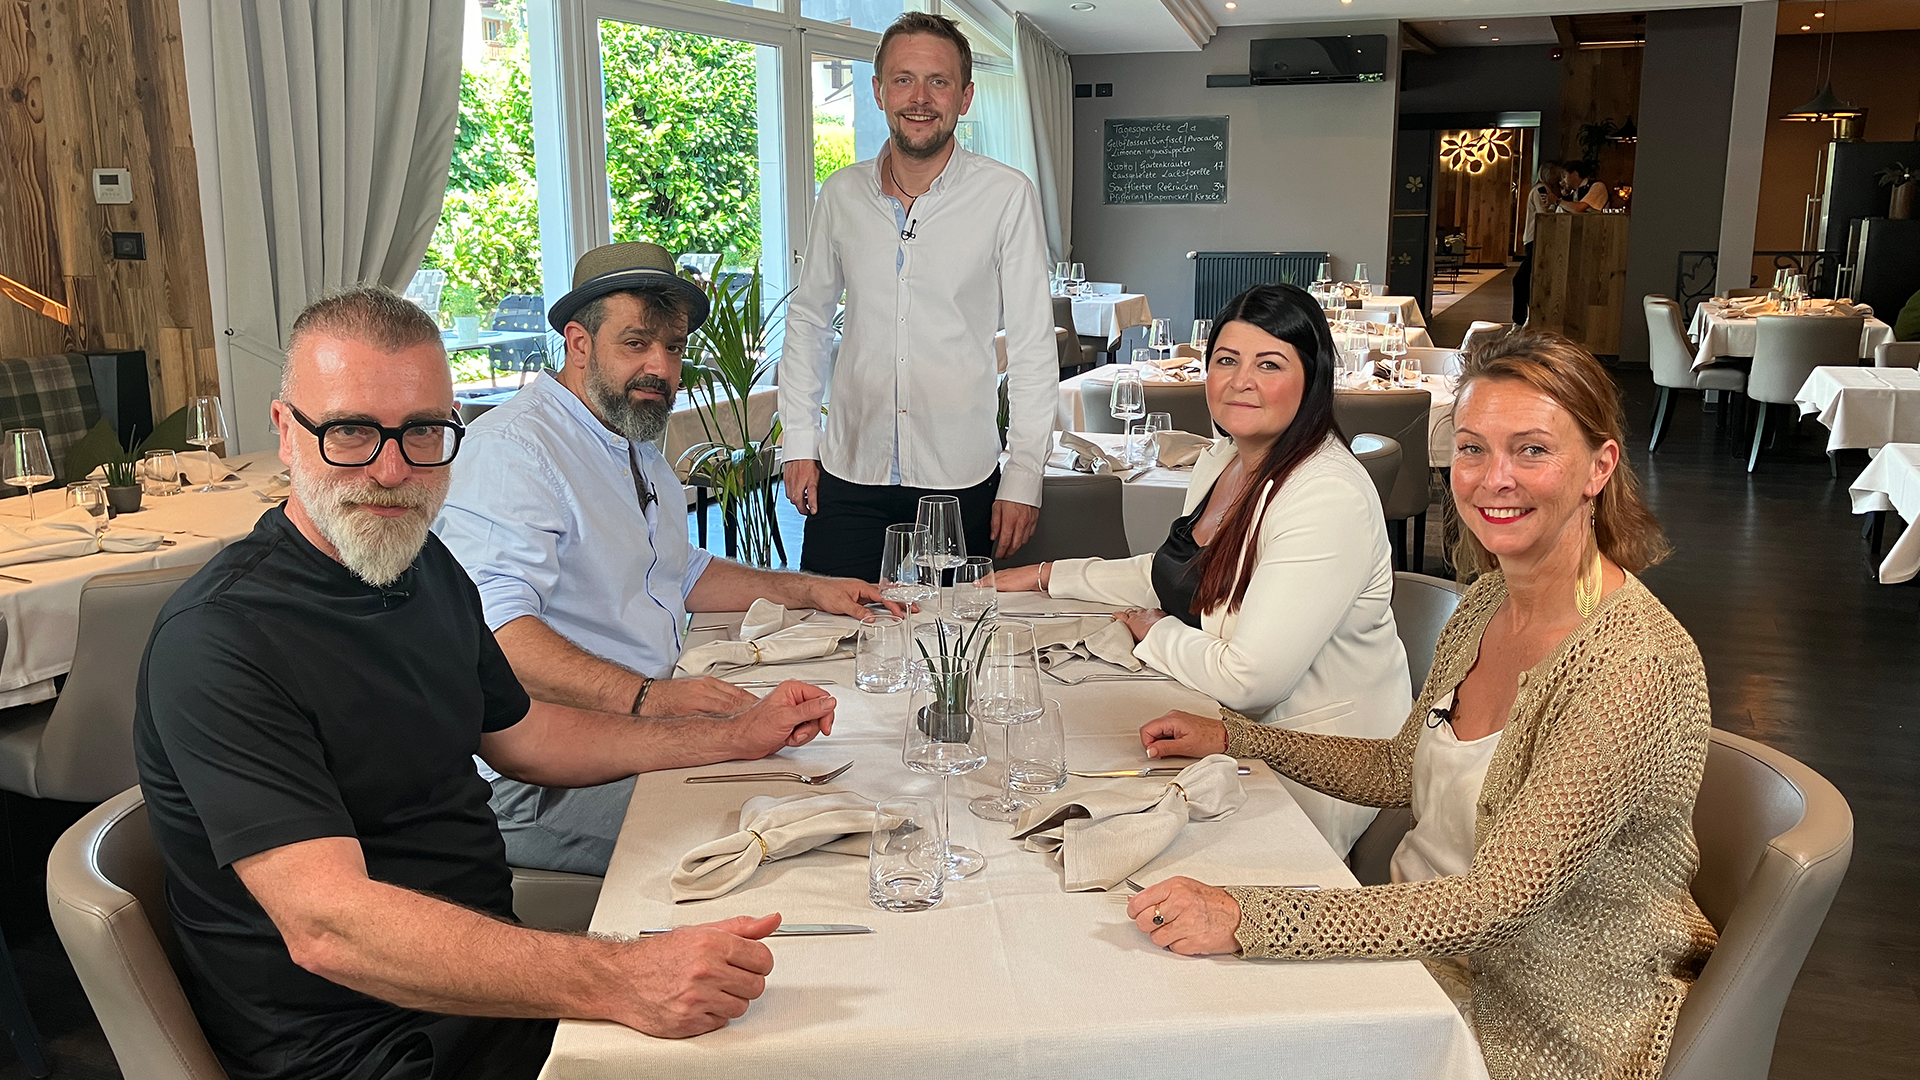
<box><xmin>1045</xmin><ymin>431</ymin><xmax>1189</xmax><ymax>555</ymax></box>
<box><xmin>1067</xmin><ymin>292</ymin><xmax>1152</xmax><ymax>342</ymax></box>
<box><xmin>538</xmin><ymin>597</ymin><xmax>1487</xmax><ymax>1080</ymax></box>
<box><xmin>1794</xmin><ymin>367</ymin><xmax>1920</xmax><ymax>454</ymax></box>
<box><xmin>1688</xmin><ymin>306</ymin><xmax>1894</xmax><ymax>370</ymax></box>
<box><xmin>1849</xmin><ymin>443</ymin><xmax>1920</xmax><ymax>584</ymax></box>
<box><xmin>0</xmin><ymin>450</ymin><xmax>282</xmax><ymax>708</ymax></box>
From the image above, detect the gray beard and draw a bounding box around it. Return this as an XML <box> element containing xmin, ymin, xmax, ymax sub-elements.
<box><xmin>585</xmin><ymin>358</ymin><xmax>675</xmax><ymax>443</ymax></box>
<box><xmin>292</xmin><ymin>466</ymin><xmax>448</xmax><ymax>588</ymax></box>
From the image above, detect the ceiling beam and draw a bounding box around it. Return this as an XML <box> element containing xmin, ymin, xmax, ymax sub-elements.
<box><xmin>1160</xmin><ymin>0</ymin><xmax>1219</xmax><ymax>49</ymax></box>
<box><xmin>1551</xmin><ymin>15</ymin><xmax>1580</xmax><ymax>50</ymax></box>
<box><xmin>1400</xmin><ymin>23</ymin><xmax>1439</xmax><ymax>55</ymax></box>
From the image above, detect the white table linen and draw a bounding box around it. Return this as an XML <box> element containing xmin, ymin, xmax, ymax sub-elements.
<box><xmin>1794</xmin><ymin>367</ymin><xmax>1920</xmax><ymax>452</ymax></box>
<box><xmin>1354</xmin><ymin>295</ymin><xmax>1427</xmax><ymax>328</ymax></box>
<box><xmin>1687</xmin><ymin>307</ymin><xmax>1894</xmax><ymax>371</ymax></box>
<box><xmin>1849</xmin><ymin>443</ymin><xmax>1920</xmax><ymax>584</ymax></box>
<box><xmin>1068</xmin><ymin>292</ymin><xmax>1152</xmax><ymax>341</ymax></box>
<box><xmin>1045</xmin><ymin>432</ymin><xmax>1188</xmax><ymax>555</ymax></box>
<box><xmin>0</xmin><ymin>450</ymin><xmax>281</xmax><ymax>707</ymax></box>
<box><xmin>538</xmin><ymin>597</ymin><xmax>1487</xmax><ymax>1080</ymax></box>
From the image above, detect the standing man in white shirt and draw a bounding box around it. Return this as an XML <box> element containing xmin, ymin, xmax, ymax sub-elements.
<box><xmin>780</xmin><ymin>12</ymin><xmax>1058</xmax><ymax>579</ymax></box>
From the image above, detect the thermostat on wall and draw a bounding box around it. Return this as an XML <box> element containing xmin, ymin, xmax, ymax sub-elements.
<box><xmin>92</xmin><ymin>169</ymin><xmax>133</xmax><ymax>205</ymax></box>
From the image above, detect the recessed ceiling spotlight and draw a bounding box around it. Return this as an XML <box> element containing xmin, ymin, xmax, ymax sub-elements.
<box><xmin>1069</xmin><ymin>2</ymin><xmax>1095</xmax><ymax>9</ymax></box>
<box><xmin>1814</xmin><ymin>9</ymin><xmax>1826</xmax><ymax>16</ymax></box>
<box><xmin>1224</xmin><ymin>1</ymin><xmax>1235</xmax><ymax>8</ymax></box>
<box><xmin>1478</xmin><ymin>24</ymin><xmax>1488</xmax><ymax>29</ymax></box>
<box><xmin>1490</xmin><ymin>36</ymin><xmax>1500</xmax><ymax>41</ymax></box>
<box><xmin>1801</xmin><ymin>23</ymin><xmax>1812</xmax><ymax>30</ymax></box>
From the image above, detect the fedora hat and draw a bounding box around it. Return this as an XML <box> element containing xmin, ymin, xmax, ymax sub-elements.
<box><xmin>546</xmin><ymin>241</ymin><xmax>710</xmax><ymax>336</ymax></box>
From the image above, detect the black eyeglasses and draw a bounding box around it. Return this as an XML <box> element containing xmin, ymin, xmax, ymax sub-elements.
<box><xmin>280</xmin><ymin>402</ymin><xmax>465</xmax><ymax>468</ymax></box>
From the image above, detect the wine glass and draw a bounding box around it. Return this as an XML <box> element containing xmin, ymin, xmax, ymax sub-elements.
<box><xmin>1138</xmin><ymin>411</ymin><xmax>1174</xmax><ymax>468</ymax></box>
<box><xmin>1190</xmin><ymin>319</ymin><xmax>1213</xmax><ymax>351</ymax></box>
<box><xmin>1051</xmin><ymin>262</ymin><xmax>1068</xmax><ymax>296</ymax></box>
<box><xmin>915</xmin><ymin>495</ymin><xmax>966</xmax><ymax>590</ymax></box>
<box><xmin>879</xmin><ymin>524</ymin><xmax>937</xmax><ymax>610</ymax></box>
<box><xmin>1148</xmin><ymin>318</ymin><xmax>1175</xmax><ymax>362</ymax></box>
<box><xmin>1108</xmin><ymin>368</ymin><xmax>1145</xmax><ymax>468</ymax></box>
<box><xmin>968</xmin><ymin>619</ymin><xmax>1045</xmax><ymax>822</ymax></box>
<box><xmin>186</xmin><ymin>396</ymin><xmax>230</xmax><ymax>492</ymax></box>
<box><xmin>3</xmin><ymin>428</ymin><xmax>55</xmax><ymax>520</ymax></box>
<box><xmin>1067</xmin><ymin>262</ymin><xmax>1086</xmax><ymax>296</ymax></box>
<box><xmin>1354</xmin><ymin>263</ymin><xmax>1372</xmax><ymax>299</ymax></box>
<box><xmin>1383</xmin><ymin>325</ymin><xmax>1410</xmax><ymax>385</ymax></box>
<box><xmin>903</xmin><ymin>647</ymin><xmax>987</xmax><ymax>877</ymax></box>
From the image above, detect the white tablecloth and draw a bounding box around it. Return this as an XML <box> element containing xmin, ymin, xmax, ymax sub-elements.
<box><xmin>1058</xmin><ymin>370</ymin><xmax>1456</xmax><ymax>468</ymax></box>
<box><xmin>1793</xmin><ymin>367</ymin><xmax>1920</xmax><ymax>452</ymax></box>
<box><xmin>1355</xmin><ymin>295</ymin><xmax>1427</xmax><ymax>328</ymax></box>
<box><xmin>1347</xmin><ymin>324</ymin><xmax>1435</xmax><ymax>349</ymax></box>
<box><xmin>0</xmin><ymin>450</ymin><xmax>281</xmax><ymax>707</ymax></box>
<box><xmin>1047</xmin><ymin>432</ymin><xmax>1191</xmax><ymax>555</ymax></box>
<box><xmin>1849</xmin><ymin>443</ymin><xmax>1920</xmax><ymax>584</ymax></box>
<box><xmin>1686</xmin><ymin>308</ymin><xmax>1894</xmax><ymax>371</ymax></box>
<box><xmin>1068</xmin><ymin>293</ymin><xmax>1152</xmax><ymax>342</ymax></box>
<box><xmin>540</xmin><ymin>598</ymin><xmax>1487</xmax><ymax>1080</ymax></box>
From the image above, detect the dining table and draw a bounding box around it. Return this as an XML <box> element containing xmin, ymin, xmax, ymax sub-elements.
<box><xmin>1848</xmin><ymin>443</ymin><xmax>1920</xmax><ymax>584</ymax></box>
<box><xmin>1794</xmin><ymin>366</ymin><xmax>1920</xmax><ymax>454</ymax></box>
<box><xmin>1353</xmin><ymin>295</ymin><xmax>1428</xmax><ymax>329</ymax></box>
<box><xmin>1686</xmin><ymin>303</ymin><xmax>1894</xmax><ymax>371</ymax></box>
<box><xmin>1066</xmin><ymin>292</ymin><xmax>1152</xmax><ymax>342</ymax></box>
<box><xmin>1046</xmin><ymin>431</ymin><xmax>1190</xmax><ymax>555</ymax></box>
<box><xmin>537</xmin><ymin>598</ymin><xmax>1487</xmax><ymax>1080</ymax></box>
<box><xmin>0</xmin><ymin>449</ymin><xmax>282</xmax><ymax>708</ymax></box>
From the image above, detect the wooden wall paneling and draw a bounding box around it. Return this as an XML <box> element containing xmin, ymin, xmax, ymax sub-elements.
<box><xmin>1435</xmin><ymin>130</ymin><xmax>1520</xmax><ymax>266</ymax></box>
<box><xmin>1557</xmin><ymin>47</ymin><xmax>1643</xmax><ymax>163</ymax></box>
<box><xmin>1529</xmin><ymin>214</ymin><xmax>1628</xmax><ymax>354</ymax></box>
<box><xmin>154</xmin><ymin>325</ymin><xmax>191</xmax><ymax>418</ymax></box>
<box><xmin>0</xmin><ymin>1</ymin><xmax>65</xmax><ymax>312</ymax></box>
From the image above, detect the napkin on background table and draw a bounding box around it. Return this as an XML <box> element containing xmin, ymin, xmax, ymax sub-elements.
<box><xmin>1031</xmin><ymin>615</ymin><xmax>1142</xmax><ymax>673</ymax></box>
<box><xmin>0</xmin><ymin>507</ymin><xmax>162</xmax><ymax>566</ymax></box>
<box><xmin>1012</xmin><ymin>754</ymin><xmax>1247</xmax><ymax>892</ymax></box>
<box><xmin>1059</xmin><ymin>431</ymin><xmax>1129</xmax><ymax>475</ymax></box>
<box><xmin>674</xmin><ymin>598</ymin><xmax>858</xmax><ymax>676</ymax></box>
<box><xmin>1153</xmin><ymin>430</ymin><xmax>1212</xmax><ymax>467</ymax></box>
<box><xmin>671</xmin><ymin>792</ymin><xmax>894</xmax><ymax>902</ymax></box>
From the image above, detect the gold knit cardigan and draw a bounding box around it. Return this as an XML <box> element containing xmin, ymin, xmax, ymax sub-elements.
<box><xmin>1221</xmin><ymin>571</ymin><xmax>1717</xmax><ymax>1080</ymax></box>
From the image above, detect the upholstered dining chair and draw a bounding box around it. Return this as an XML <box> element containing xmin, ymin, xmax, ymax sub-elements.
<box><xmin>1874</xmin><ymin>341</ymin><xmax>1919</xmax><ymax>368</ymax></box>
<box><xmin>1076</xmin><ymin>382</ymin><xmax>1212</xmax><ymax>437</ymax></box>
<box><xmin>1389</xmin><ymin>571</ymin><xmax>1464</xmax><ymax>698</ymax></box>
<box><xmin>1001</xmin><ymin>472</ymin><xmax>1131</xmax><ymax>566</ymax></box>
<box><xmin>1399</xmin><ymin>347</ymin><xmax>1463</xmax><ymax>376</ymax></box>
<box><xmin>1349</xmin><ymin>434</ymin><xmax>1401</xmax><ymax>508</ymax></box>
<box><xmin>1458</xmin><ymin>321</ymin><xmax>1513</xmax><ymax>355</ymax></box>
<box><xmin>0</xmin><ymin>563</ymin><xmax>204</xmax><ymax>803</ymax></box>
<box><xmin>1332</xmin><ymin>388</ymin><xmax>1433</xmax><ymax>572</ymax></box>
<box><xmin>1344</xmin><ymin>729</ymin><xmax>1853</xmax><ymax>1080</ymax></box>
<box><xmin>1744</xmin><ymin>315</ymin><xmax>1865</xmax><ymax>473</ymax></box>
<box><xmin>1645</xmin><ymin>295</ymin><xmax>1748</xmax><ymax>453</ymax></box>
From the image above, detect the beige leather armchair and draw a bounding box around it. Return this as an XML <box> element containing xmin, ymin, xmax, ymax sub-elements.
<box><xmin>1349</xmin><ymin>434</ymin><xmax>1402</xmax><ymax>509</ymax></box>
<box><xmin>0</xmin><ymin>563</ymin><xmax>203</xmax><ymax>802</ymax></box>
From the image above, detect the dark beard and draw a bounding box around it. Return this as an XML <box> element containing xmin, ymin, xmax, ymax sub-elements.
<box><xmin>585</xmin><ymin>360</ymin><xmax>675</xmax><ymax>442</ymax></box>
<box><xmin>890</xmin><ymin>123</ymin><xmax>953</xmax><ymax>161</ymax></box>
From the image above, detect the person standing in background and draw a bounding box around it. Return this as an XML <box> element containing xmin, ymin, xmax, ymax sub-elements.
<box><xmin>1513</xmin><ymin>160</ymin><xmax>1566</xmax><ymax>325</ymax></box>
<box><xmin>1559</xmin><ymin>161</ymin><xmax>1610</xmax><ymax>214</ymax></box>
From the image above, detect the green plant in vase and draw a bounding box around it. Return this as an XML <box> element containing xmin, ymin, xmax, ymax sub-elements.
<box><xmin>678</xmin><ymin>266</ymin><xmax>790</xmax><ymax>567</ymax></box>
<box><xmin>914</xmin><ymin>617</ymin><xmax>995</xmax><ymax>739</ymax></box>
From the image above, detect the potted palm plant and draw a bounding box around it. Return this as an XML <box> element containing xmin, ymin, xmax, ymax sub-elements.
<box><xmin>678</xmin><ymin>266</ymin><xmax>789</xmax><ymax>567</ymax></box>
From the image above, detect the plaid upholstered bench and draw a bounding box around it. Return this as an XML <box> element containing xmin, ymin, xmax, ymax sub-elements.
<box><xmin>0</xmin><ymin>354</ymin><xmax>102</xmax><ymax>497</ymax></box>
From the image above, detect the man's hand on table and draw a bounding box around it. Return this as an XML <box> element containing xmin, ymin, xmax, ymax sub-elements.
<box><xmin>1126</xmin><ymin>877</ymin><xmax>1243</xmax><ymax>956</ymax></box>
<box><xmin>991</xmin><ymin>499</ymin><xmax>1039</xmax><ymax>559</ymax></box>
<box><xmin>617</xmin><ymin>914</ymin><xmax>781</xmax><ymax>1036</ymax></box>
<box><xmin>795</xmin><ymin>574</ymin><xmax>904</xmax><ymax>619</ymax></box>
<box><xmin>726</xmin><ymin>680</ymin><xmax>837</xmax><ymax>756</ymax></box>
<box><xmin>1139</xmin><ymin>710</ymin><xmax>1229</xmax><ymax>759</ymax></box>
<box><xmin>640</xmin><ymin>676</ymin><xmax>758</xmax><ymax>718</ymax></box>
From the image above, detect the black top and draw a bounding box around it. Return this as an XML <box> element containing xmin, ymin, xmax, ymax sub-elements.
<box><xmin>133</xmin><ymin>506</ymin><xmax>531</xmax><ymax>1080</ymax></box>
<box><xmin>1151</xmin><ymin>481</ymin><xmax>1214</xmax><ymax>628</ymax></box>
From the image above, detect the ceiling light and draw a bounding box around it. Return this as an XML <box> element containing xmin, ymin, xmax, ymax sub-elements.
<box><xmin>1478</xmin><ymin>24</ymin><xmax>1488</xmax><ymax>29</ymax></box>
<box><xmin>1490</xmin><ymin>37</ymin><xmax>1500</xmax><ymax>42</ymax></box>
<box><xmin>1801</xmin><ymin>24</ymin><xmax>1812</xmax><ymax>30</ymax></box>
<box><xmin>1340</xmin><ymin>0</ymin><xmax>1353</xmax><ymax>5</ymax></box>
<box><xmin>1223</xmin><ymin>1</ymin><xmax>1235</xmax><ymax>7</ymax></box>
<box><xmin>1814</xmin><ymin>9</ymin><xmax>1825</xmax><ymax>16</ymax></box>
<box><xmin>1069</xmin><ymin>2</ymin><xmax>1095</xmax><ymax>9</ymax></box>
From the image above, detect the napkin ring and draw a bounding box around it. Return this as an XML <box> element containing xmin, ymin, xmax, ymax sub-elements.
<box><xmin>747</xmin><ymin>829</ymin><xmax>772</xmax><ymax>865</ymax></box>
<box><xmin>1165</xmin><ymin>781</ymin><xmax>1190</xmax><ymax>804</ymax></box>
<box><xmin>748</xmin><ymin>641</ymin><xmax>764</xmax><ymax>664</ymax></box>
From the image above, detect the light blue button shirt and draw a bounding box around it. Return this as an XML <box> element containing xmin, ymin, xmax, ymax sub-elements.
<box><xmin>434</xmin><ymin>374</ymin><xmax>712</xmax><ymax>681</ymax></box>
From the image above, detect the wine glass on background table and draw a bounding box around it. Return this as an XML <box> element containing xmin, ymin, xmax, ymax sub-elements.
<box><xmin>186</xmin><ymin>396</ymin><xmax>230</xmax><ymax>492</ymax></box>
<box><xmin>1109</xmin><ymin>367</ymin><xmax>1145</xmax><ymax>468</ymax></box>
<box><xmin>915</xmin><ymin>494</ymin><xmax>966</xmax><ymax>609</ymax></box>
<box><xmin>1383</xmin><ymin>324</ymin><xmax>1410</xmax><ymax>385</ymax></box>
<box><xmin>968</xmin><ymin>619</ymin><xmax>1045</xmax><ymax>822</ymax></box>
<box><xmin>1067</xmin><ymin>263</ymin><xmax>1086</xmax><ymax>297</ymax></box>
<box><xmin>1190</xmin><ymin>319</ymin><xmax>1213</xmax><ymax>353</ymax></box>
<box><xmin>1148</xmin><ymin>318</ymin><xmax>1175</xmax><ymax>363</ymax></box>
<box><xmin>879</xmin><ymin>523</ymin><xmax>937</xmax><ymax>611</ymax></box>
<box><xmin>903</xmin><ymin>640</ymin><xmax>988</xmax><ymax>877</ymax></box>
<box><xmin>1354</xmin><ymin>263</ymin><xmax>1372</xmax><ymax>299</ymax></box>
<box><xmin>3</xmin><ymin>428</ymin><xmax>55</xmax><ymax>519</ymax></box>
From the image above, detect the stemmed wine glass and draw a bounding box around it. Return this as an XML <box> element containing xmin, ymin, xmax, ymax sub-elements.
<box><xmin>1147</xmin><ymin>318</ymin><xmax>1175</xmax><ymax>364</ymax></box>
<box><xmin>186</xmin><ymin>396</ymin><xmax>230</xmax><ymax>492</ymax></box>
<box><xmin>1189</xmin><ymin>319</ymin><xmax>1213</xmax><ymax>353</ymax></box>
<box><xmin>1108</xmin><ymin>368</ymin><xmax>1145</xmax><ymax>469</ymax></box>
<box><xmin>1066</xmin><ymin>263</ymin><xmax>1087</xmax><ymax>297</ymax></box>
<box><xmin>968</xmin><ymin>619</ymin><xmax>1045</xmax><ymax>822</ymax></box>
<box><xmin>3</xmin><ymin>428</ymin><xmax>55</xmax><ymax>520</ymax></box>
<box><xmin>903</xmin><ymin>632</ymin><xmax>988</xmax><ymax>878</ymax></box>
<box><xmin>879</xmin><ymin>524</ymin><xmax>938</xmax><ymax>611</ymax></box>
<box><xmin>1383</xmin><ymin>324</ymin><xmax>1410</xmax><ymax>386</ymax></box>
<box><xmin>1353</xmin><ymin>263</ymin><xmax>1372</xmax><ymax>300</ymax></box>
<box><xmin>915</xmin><ymin>495</ymin><xmax>966</xmax><ymax>614</ymax></box>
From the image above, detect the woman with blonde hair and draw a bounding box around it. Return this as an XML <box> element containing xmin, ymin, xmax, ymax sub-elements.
<box><xmin>1127</xmin><ymin>328</ymin><xmax>1716</xmax><ymax>1080</ymax></box>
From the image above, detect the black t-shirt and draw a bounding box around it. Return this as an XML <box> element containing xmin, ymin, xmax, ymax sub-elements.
<box><xmin>133</xmin><ymin>506</ymin><xmax>531</xmax><ymax>1080</ymax></box>
<box><xmin>1151</xmin><ymin>481</ymin><xmax>1213</xmax><ymax>629</ymax></box>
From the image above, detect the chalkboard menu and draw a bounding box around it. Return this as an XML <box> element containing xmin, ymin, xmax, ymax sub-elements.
<box><xmin>1103</xmin><ymin>116</ymin><xmax>1229</xmax><ymax>205</ymax></box>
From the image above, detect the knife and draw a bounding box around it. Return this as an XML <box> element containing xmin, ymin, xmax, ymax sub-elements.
<box><xmin>1069</xmin><ymin>766</ymin><xmax>1253</xmax><ymax>778</ymax></box>
<box><xmin>631</xmin><ymin>924</ymin><xmax>873</xmax><ymax>937</ymax></box>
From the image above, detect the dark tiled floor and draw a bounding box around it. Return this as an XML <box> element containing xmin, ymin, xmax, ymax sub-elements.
<box><xmin>4</xmin><ymin>364</ymin><xmax>1916</xmax><ymax>1077</ymax></box>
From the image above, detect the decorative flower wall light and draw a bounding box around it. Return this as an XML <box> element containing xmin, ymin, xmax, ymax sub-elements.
<box><xmin>1440</xmin><ymin>129</ymin><xmax>1515</xmax><ymax>175</ymax></box>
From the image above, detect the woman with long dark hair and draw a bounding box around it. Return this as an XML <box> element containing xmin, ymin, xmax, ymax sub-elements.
<box><xmin>997</xmin><ymin>284</ymin><xmax>1409</xmax><ymax>852</ymax></box>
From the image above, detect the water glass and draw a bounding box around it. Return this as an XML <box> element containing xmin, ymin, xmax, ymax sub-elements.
<box><xmin>1131</xmin><ymin>347</ymin><xmax>1155</xmax><ymax>366</ymax></box>
<box><xmin>869</xmin><ymin>795</ymin><xmax>945</xmax><ymax>912</ymax></box>
<box><xmin>879</xmin><ymin>524</ymin><xmax>937</xmax><ymax>609</ymax></box>
<box><xmin>1190</xmin><ymin>319</ymin><xmax>1213</xmax><ymax>350</ymax></box>
<box><xmin>142</xmin><ymin>449</ymin><xmax>182</xmax><ymax>497</ymax></box>
<box><xmin>950</xmin><ymin>557</ymin><xmax>998</xmax><ymax>621</ymax></box>
<box><xmin>3</xmin><ymin>428</ymin><xmax>55</xmax><ymax>519</ymax></box>
<box><xmin>1139</xmin><ymin>411</ymin><xmax>1173</xmax><ymax>466</ymax></box>
<box><xmin>1007</xmin><ymin>699</ymin><xmax>1068</xmax><ymax>794</ymax></box>
<box><xmin>969</xmin><ymin>620</ymin><xmax>1045</xmax><ymax>822</ymax></box>
<box><xmin>855</xmin><ymin>613</ymin><xmax>912</xmax><ymax>694</ymax></box>
<box><xmin>65</xmin><ymin>481</ymin><xmax>107</xmax><ymax>534</ymax></box>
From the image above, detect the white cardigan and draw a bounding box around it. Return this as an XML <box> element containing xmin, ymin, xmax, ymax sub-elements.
<box><xmin>1049</xmin><ymin>434</ymin><xmax>1411</xmax><ymax>853</ymax></box>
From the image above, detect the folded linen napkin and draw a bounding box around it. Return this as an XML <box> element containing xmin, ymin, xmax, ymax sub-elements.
<box><xmin>1031</xmin><ymin>615</ymin><xmax>1142</xmax><ymax>673</ymax></box>
<box><xmin>1153</xmin><ymin>430</ymin><xmax>1212</xmax><ymax>467</ymax></box>
<box><xmin>1012</xmin><ymin>754</ymin><xmax>1247</xmax><ymax>892</ymax></box>
<box><xmin>674</xmin><ymin>598</ymin><xmax>858</xmax><ymax>676</ymax></box>
<box><xmin>100</xmin><ymin>525</ymin><xmax>164</xmax><ymax>552</ymax></box>
<box><xmin>0</xmin><ymin>508</ymin><xmax>101</xmax><ymax>566</ymax></box>
<box><xmin>1059</xmin><ymin>431</ymin><xmax>1128</xmax><ymax>474</ymax></box>
<box><xmin>671</xmin><ymin>792</ymin><xmax>896</xmax><ymax>902</ymax></box>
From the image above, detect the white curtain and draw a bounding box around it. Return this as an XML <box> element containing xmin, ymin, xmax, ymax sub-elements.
<box><xmin>213</xmin><ymin>0</ymin><xmax>463</xmax><ymax>445</ymax></box>
<box><xmin>1015</xmin><ymin>14</ymin><xmax>1072</xmax><ymax>264</ymax></box>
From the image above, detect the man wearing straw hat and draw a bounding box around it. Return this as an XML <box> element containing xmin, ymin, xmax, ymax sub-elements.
<box><xmin>438</xmin><ymin>241</ymin><xmax>890</xmax><ymax>876</ymax></box>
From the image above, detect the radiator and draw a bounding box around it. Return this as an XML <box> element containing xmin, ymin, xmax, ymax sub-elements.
<box><xmin>1188</xmin><ymin>251</ymin><xmax>1330</xmax><ymax>322</ymax></box>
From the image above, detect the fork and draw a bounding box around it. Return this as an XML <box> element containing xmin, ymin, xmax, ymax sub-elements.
<box><xmin>1042</xmin><ymin>666</ymin><xmax>1174</xmax><ymax>686</ymax></box>
<box><xmin>683</xmin><ymin>761</ymin><xmax>854</xmax><ymax>785</ymax></box>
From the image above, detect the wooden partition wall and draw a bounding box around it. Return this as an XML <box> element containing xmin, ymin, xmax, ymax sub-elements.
<box><xmin>0</xmin><ymin>0</ymin><xmax>219</xmax><ymax>422</ymax></box>
<box><xmin>1528</xmin><ymin>214</ymin><xmax>1629</xmax><ymax>354</ymax></box>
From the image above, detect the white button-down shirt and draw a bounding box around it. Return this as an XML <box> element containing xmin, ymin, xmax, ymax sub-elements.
<box><xmin>781</xmin><ymin>145</ymin><xmax>1058</xmax><ymax>506</ymax></box>
<box><xmin>433</xmin><ymin>374</ymin><xmax>711</xmax><ymax>678</ymax></box>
